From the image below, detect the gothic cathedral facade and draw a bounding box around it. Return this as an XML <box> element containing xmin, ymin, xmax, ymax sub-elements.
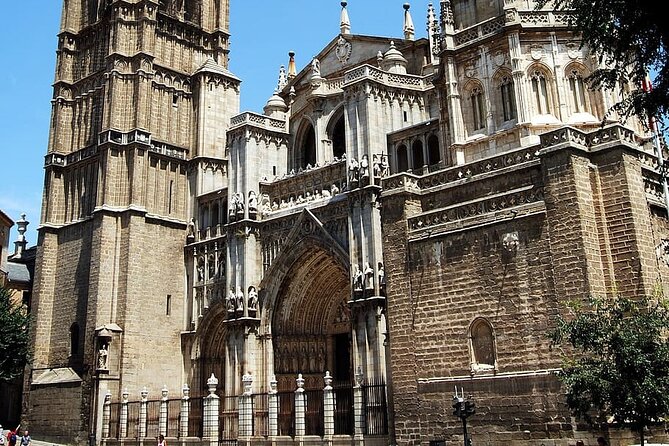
<box><xmin>26</xmin><ymin>0</ymin><xmax>669</xmax><ymax>445</ymax></box>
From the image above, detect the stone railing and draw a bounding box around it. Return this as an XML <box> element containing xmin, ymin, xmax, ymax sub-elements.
<box><xmin>259</xmin><ymin>159</ymin><xmax>347</xmax><ymax>214</ymax></box>
<box><xmin>229</xmin><ymin>112</ymin><xmax>287</xmax><ymax>132</ymax></box>
<box><xmin>453</xmin><ymin>16</ymin><xmax>505</xmax><ymax>47</ymax></box>
<box><xmin>343</xmin><ymin>65</ymin><xmax>432</xmax><ymax>91</ymax></box>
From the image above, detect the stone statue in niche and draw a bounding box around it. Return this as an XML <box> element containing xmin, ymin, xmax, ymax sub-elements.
<box><xmin>227</xmin><ymin>287</ymin><xmax>236</xmax><ymax>315</ymax></box>
<box><xmin>97</xmin><ymin>343</ymin><xmax>109</xmax><ymax>370</ymax></box>
<box><xmin>236</xmin><ymin>287</ymin><xmax>244</xmax><ymax>312</ymax></box>
<box><xmin>352</xmin><ymin>264</ymin><xmax>364</xmax><ymax>291</ymax></box>
<box><xmin>378</xmin><ymin>262</ymin><xmax>386</xmax><ymax>295</ymax></box>
<box><xmin>360</xmin><ymin>155</ymin><xmax>370</xmax><ymax>184</ymax></box>
<box><xmin>247</xmin><ymin>286</ymin><xmax>258</xmax><ymax>314</ymax></box>
<box><xmin>208</xmin><ymin>255</ymin><xmax>215</xmax><ymax>280</ymax></box>
<box><xmin>260</xmin><ymin>193</ymin><xmax>272</xmax><ymax>215</ymax></box>
<box><xmin>186</xmin><ymin>218</ymin><xmax>195</xmax><ymax>242</ymax></box>
<box><xmin>364</xmin><ymin>262</ymin><xmax>374</xmax><ymax>289</ymax></box>
<box><xmin>229</xmin><ymin>194</ymin><xmax>238</xmax><ymax>222</ymax></box>
<box><xmin>248</xmin><ymin>191</ymin><xmax>258</xmax><ymax>219</ymax></box>
<box><xmin>348</xmin><ymin>158</ymin><xmax>360</xmax><ymax>184</ymax></box>
<box><xmin>235</xmin><ymin>193</ymin><xmax>245</xmax><ymax>218</ymax></box>
<box><xmin>331</xmin><ymin>184</ymin><xmax>340</xmax><ymax>195</ymax></box>
<box><xmin>197</xmin><ymin>257</ymin><xmax>205</xmax><ymax>283</ymax></box>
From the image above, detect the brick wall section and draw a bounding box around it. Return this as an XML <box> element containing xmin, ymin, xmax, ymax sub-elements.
<box><xmin>542</xmin><ymin>148</ymin><xmax>608</xmax><ymax>302</ymax></box>
<box><xmin>595</xmin><ymin>149</ymin><xmax>661</xmax><ymax>297</ymax></box>
<box><xmin>29</xmin><ymin>384</ymin><xmax>83</xmax><ymax>444</ymax></box>
<box><xmin>382</xmin><ymin>192</ymin><xmax>424</xmax><ymax>446</ymax></box>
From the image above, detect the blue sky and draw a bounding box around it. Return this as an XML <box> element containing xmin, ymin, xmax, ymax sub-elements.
<box><xmin>0</xmin><ymin>0</ymin><xmax>424</xmax><ymax>245</ymax></box>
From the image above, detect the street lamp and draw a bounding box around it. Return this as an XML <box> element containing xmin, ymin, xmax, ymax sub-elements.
<box><xmin>452</xmin><ymin>387</ymin><xmax>475</xmax><ymax>446</ymax></box>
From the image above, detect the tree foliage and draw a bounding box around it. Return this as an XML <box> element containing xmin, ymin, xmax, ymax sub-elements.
<box><xmin>0</xmin><ymin>284</ymin><xmax>31</xmax><ymax>382</ymax></box>
<box><xmin>535</xmin><ymin>0</ymin><xmax>669</xmax><ymax>132</ymax></box>
<box><xmin>551</xmin><ymin>294</ymin><xmax>669</xmax><ymax>444</ymax></box>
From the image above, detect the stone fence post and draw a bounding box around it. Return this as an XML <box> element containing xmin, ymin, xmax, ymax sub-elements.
<box><xmin>323</xmin><ymin>371</ymin><xmax>335</xmax><ymax>440</ymax></box>
<box><xmin>180</xmin><ymin>384</ymin><xmax>190</xmax><ymax>439</ymax></box>
<box><xmin>294</xmin><ymin>374</ymin><xmax>306</xmax><ymax>437</ymax></box>
<box><xmin>139</xmin><ymin>387</ymin><xmax>149</xmax><ymax>439</ymax></box>
<box><xmin>160</xmin><ymin>386</ymin><xmax>169</xmax><ymax>437</ymax></box>
<box><xmin>120</xmin><ymin>389</ymin><xmax>129</xmax><ymax>439</ymax></box>
<box><xmin>268</xmin><ymin>376</ymin><xmax>278</xmax><ymax>438</ymax></box>
<box><xmin>203</xmin><ymin>374</ymin><xmax>220</xmax><ymax>446</ymax></box>
<box><xmin>353</xmin><ymin>367</ymin><xmax>365</xmax><ymax>446</ymax></box>
<box><xmin>239</xmin><ymin>373</ymin><xmax>254</xmax><ymax>438</ymax></box>
<box><xmin>102</xmin><ymin>391</ymin><xmax>112</xmax><ymax>439</ymax></box>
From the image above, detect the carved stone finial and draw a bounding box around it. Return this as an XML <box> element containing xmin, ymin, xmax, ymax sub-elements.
<box><xmin>340</xmin><ymin>1</ymin><xmax>351</xmax><ymax>35</ymax></box>
<box><xmin>324</xmin><ymin>371</ymin><xmax>333</xmax><ymax>389</ymax></box>
<box><xmin>207</xmin><ymin>373</ymin><xmax>219</xmax><ymax>394</ymax></box>
<box><xmin>403</xmin><ymin>3</ymin><xmax>415</xmax><ymax>40</ymax></box>
<box><xmin>104</xmin><ymin>391</ymin><xmax>112</xmax><ymax>403</ymax></box>
<box><xmin>182</xmin><ymin>384</ymin><xmax>190</xmax><ymax>399</ymax></box>
<box><xmin>141</xmin><ymin>387</ymin><xmax>149</xmax><ymax>400</ymax></box>
<box><xmin>243</xmin><ymin>373</ymin><xmax>253</xmax><ymax>395</ymax></box>
<box><xmin>269</xmin><ymin>375</ymin><xmax>278</xmax><ymax>394</ymax></box>
<box><xmin>288</xmin><ymin>51</ymin><xmax>297</xmax><ymax>78</ymax></box>
<box><xmin>122</xmin><ymin>388</ymin><xmax>129</xmax><ymax>402</ymax></box>
<box><xmin>296</xmin><ymin>373</ymin><xmax>305</xmax><ymax>391</ymax></box>
<box><xmin>161</xmin><ymin>385</ymin><xmax>169</xmax><ymax>399</ymax></box>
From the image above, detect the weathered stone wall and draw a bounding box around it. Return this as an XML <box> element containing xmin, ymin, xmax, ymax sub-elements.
<box><xmin>382</xmin><ymin>136</ymin><xmax>669</xmax><ymax>445</ymax></box>
<box><xmin>28</xmin><ymin>383</ymin><xmax>84</xmax><ymax>444</ymax></box>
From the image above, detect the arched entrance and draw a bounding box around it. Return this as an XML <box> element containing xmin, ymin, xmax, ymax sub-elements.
<box><xmin>270</xmin><ymin>245</ymin><xmax>351</xmax><ymax>391</ymax></box>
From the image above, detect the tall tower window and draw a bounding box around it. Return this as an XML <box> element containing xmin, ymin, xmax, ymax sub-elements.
<box><xmin>427</xmin><ymin>135</ymin><xmax>441</xmax><ymax>166</ymax></box>
<box><xmin>296</xmin><ymin>122</ymin><xmax>317</xmax><ymax>169</ymax></box>
<box><xmin>499</xmin><ymin>76</ymin><xmax>517</xmax><ymax>122</ymax></box>
<box><xmin>330</xmin><ymin>114</ymin><xmax>346</xmax><ymax>160</ymax></box>
<box><xmin>567</xmin><ymin>68</ymin><xmax>588</xmax><ymax>113</ymax></box>
<box><xmin>530</xmin><ymin>69</ymin><xmax>551</xmax><ymax>115</ymax></box>
<box><xmin>396</xmin><ymin>144</ymin><xmax>409</xmax><ymax>172</ymax></box>
<box><xmin>470</xmin><ymin>86</ymin><xmax>486</xmax><ymax>131</ymax></box>
<box><xmin>70</xmin><ymin>323</ymin><xmax>80</xmax><ymax>356</ymax></box>
<box><xmin>412</xmin><ymin>140</ymin><xmax>424</xmax><ymax>170</ymax></box>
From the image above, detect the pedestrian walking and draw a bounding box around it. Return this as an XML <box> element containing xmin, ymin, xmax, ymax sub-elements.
<box><xmin>19</xmin><ymin>430</ymin><xmax>30</xmax><ymax>446</ymax></box>
<box><xmin>0</xmin><ymin>425</ymin><xmax>5</xmax><ymax>446</ymax></box>
<box><xmin>157</xmin><ymin>434</ymin><xmax>166</xmax><ymax>446</ymax></box>
<box><xmin>6</xmin><ymin>426</ymin><xmax>19</xmax><ymax>446</ymax></box>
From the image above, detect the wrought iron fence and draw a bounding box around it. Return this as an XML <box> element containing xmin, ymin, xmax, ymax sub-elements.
<box><xmin>219</xmin><ymin>394</ymin><xmax>239</xmax><ymax>442</ymax></box>
<box><xmin>277</xmin><ymin>391</ymin><xmax>295</xmax><ymax>437</ymax></box>
<box><xmin>167</xmin><ymin>399</ymin><xmax>181</xmax><ymax>437</ymax></box>
<box><xmin>252</xmin><ymin>393</ymin><xmax>269</xmax><ymax>437</ymax></box>
<box><xmin>304</xmin><ymin>389</ymin><xmax>324</xmax><ymax>436</ymax></box>
<box><xmin>334</xmin><ymin>383</ymin><xmax>353</xmax><ymax>435</ymax></box>
<box><xmin>189</xmin><ymin>396</ymin><xmax>204</xmax><ymax>438</ymax></box>
<box><xmin>362</xmin><ymin>380</ymin><xmax>388</xmax><ymax>436</ymax></box>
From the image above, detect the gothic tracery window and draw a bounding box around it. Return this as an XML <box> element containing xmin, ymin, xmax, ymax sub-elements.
<box><xmin>499</xmin><ymin>75</ymin><xmax>517</xmax><ymax>122</ymax></box>
<box><xmin>567</xmin><ymin>67</ymin><xmax>588</xmax><ymax>114</ymax></box>
<box><xmin>470</xmin><ymin>86</ymin><xmax>486</xmax><ymax>131</ymax></box>
<box><xmin>530</xmin><ymin>69</ymin><xmax>551</xmax><ymax>115</ymax></box>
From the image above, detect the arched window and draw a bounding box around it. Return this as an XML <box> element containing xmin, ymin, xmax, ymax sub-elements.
<box><xmin>70</xmin><ymin>323</ymin><xmax>80</xmax><ymax>356</ymax></box>
<box><xmin>469</xmin><ymin>318</ymin><xmax>496</xmax><ymax>372</ymax></box>
<box><xmin>412</xmin><ymin>140</ymin><xmax>424</xmax><ymax>170</ymax></box>
<box><xmin>470</xmin><ymin>86</ymin><xmax>486</xmax><ymax>130</ymax></box>
<box><xmin>499</xmin><ymin>75</ymin><xmax>517</xmax><ymax>122</ymax></box>
<box><xmin>428</xmin><ymin>135</ymin><xmax>440</xmax><ymax>166</ymax></box>
<box><xmin>567</xmin><ymin>67</ymin><xmax>588</xmax><ymax>113</ymax></box>
<box><xmin>530</xmin><ymin>69</ymin><xmax>551</xmax><ymax>115</ymax></box>
<box><xmin>331</xmin><ymin>115</ymin><xmax>346</xmax><ymax>159</ymax></box>
<box><xmin>295</xmin><ymin>121</ymin><xmax>316</xmax><ymax>169</ymax></box>
<box><xmin>211</xmin><ymin>203</ymin><xmax>219</xmax><ymax>227</ymax></box>
<box><xmin>397</xmin><ymin>145</ymin><xmax>409</xmax><ymax>172</ymax></box>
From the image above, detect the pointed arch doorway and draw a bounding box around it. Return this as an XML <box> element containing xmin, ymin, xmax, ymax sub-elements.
<box><xmin>270</xmin><ymin>243</ymin><xmax>352</xmax><ymax>391</ymax></box>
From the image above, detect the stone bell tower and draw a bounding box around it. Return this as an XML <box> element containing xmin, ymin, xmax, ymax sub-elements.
<box><xmin>26</xmin><ymin>0</ymin><xmax>239</xmax><ymax>443</ymax></box>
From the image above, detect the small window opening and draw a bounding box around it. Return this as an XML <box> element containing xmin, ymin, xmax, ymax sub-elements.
<box><xmin>166</xmin><ymin>295</ymin><xmax>172</xmax><ymax>316</ymax></box>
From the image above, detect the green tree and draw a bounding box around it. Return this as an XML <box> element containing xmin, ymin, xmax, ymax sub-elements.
<box><xmin>550</xmin><ymin>294</ymin><xmax>669</xmax><ymax>445</ymax></box>
<box><xmin>535</xmin><ymin>0</ymin><xmax>669</xmax><ymax>132</ymax></box>
<box><xmin>0</xmin><ymin>284</ymin><xmax>31</xmax><ymax>382</ymax></box>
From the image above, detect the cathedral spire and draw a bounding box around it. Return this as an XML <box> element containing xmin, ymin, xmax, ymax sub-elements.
<box><xmin>340</xmin><ymin>1</ymin><xmax>351</xmax><ymax>35</ymax></box>
<box><xmin>288</xmin><ymin>51</ymin><xmax>297</xmax><ymax>79</ymax></box>
<box><xmin>403</xmin><ymin>3</ymin><xmax>415</xmax><ymax>41</ymax></box>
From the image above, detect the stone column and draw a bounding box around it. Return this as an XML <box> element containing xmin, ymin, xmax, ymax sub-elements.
<box><xmin>239</xmin><ymin>373</ymin><xmax>254</xmax><ymax>438</ymax></box>
<box><xmin>268</xmin><ymin>376</ymin><xmax>278</xmax><ymax>438</ymax></box>
<box><xmin>203</xmin><ymin>374</ymin><xmax>220</xmax><ymax>446</ymax></box>
<box><xmin>102</xmin><ymin>391</ymin><xmax>112</xmax><ymax>439</ymax></box>
<box><xmin>323</xmin><ymin>372</ymin><xmax>335</xmax><ymax>440</ymax></box>
<box><xmin>139</xmin><ymin>387</ymin><xmax>149</xmax><ymax>439</ymax></box>
<box><xmin>353</xmin><ymin>368</ymin><xmax>365</xmax><ymax>446</ymax></box>
<box><xmin>120</xmin><ymin>389</ymin><xmax>129</xmax><ymax>439</ymax></box>
<box><xmin>180</xmin><ymin>384</ymin><xmax>190</xmax><ymax>439</ymax></box>
<box><xmin>294</xmin><ymin>374</ymin><xmax>306</xmax><ymax>437</ymax></box>
<box><xmin>159</xmin><ymin>386</ymin><xmax>169</xmax><ymax>436</ymax></box>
